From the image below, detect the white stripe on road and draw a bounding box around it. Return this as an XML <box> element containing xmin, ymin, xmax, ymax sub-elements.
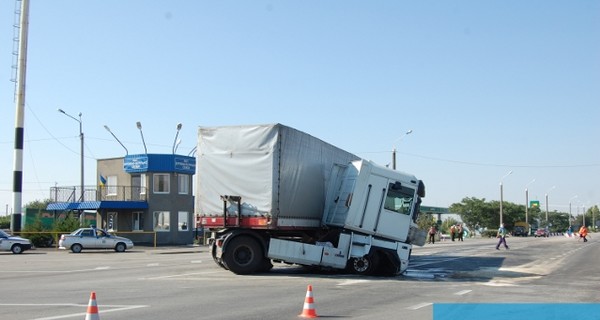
<box><xmin>0</xmin><ymin>304</ymin><xmax>148</xmax><ymax>320</ymax></box>
<box><xmin>455</xmin><ymin>290</ymin><xmax>472</xmax><ymax>295</ymax></box>
<box><xmin>406</xmin><ymin>302</ymin><xmax>432</xmax><ymax>310</ymax></box>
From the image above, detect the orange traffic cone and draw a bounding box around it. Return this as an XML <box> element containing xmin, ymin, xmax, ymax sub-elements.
<box><xmin>85</xmin><ymin>291</ymin><xmax>100</xmax><ymax>320</ymax></box>
<box><xmin>298</xmin><ymin>285</ymin><xmax>318</xmax><ymax>318</ymax></box>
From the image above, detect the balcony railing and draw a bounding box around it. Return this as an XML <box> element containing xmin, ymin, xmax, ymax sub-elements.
<box><xmin>50</xmin><ymin>186</ymin><xmax>148</xmax><ymax>203</ymax></box>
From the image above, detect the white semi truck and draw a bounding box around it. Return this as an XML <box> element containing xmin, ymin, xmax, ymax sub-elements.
<box><xmin>196</xmin><ymin>124</ymin><xmax>426</xmax><ymax>275</ymax></box>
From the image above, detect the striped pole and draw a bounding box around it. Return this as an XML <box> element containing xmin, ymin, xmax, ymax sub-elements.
<box><xmin>11</xmin><ymin>0</ymin><xmax>30</xmax><ymax>232</ymax></box>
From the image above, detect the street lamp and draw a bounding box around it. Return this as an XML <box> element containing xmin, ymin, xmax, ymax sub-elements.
<box><xmin>569</xmin><ymin>195</ymin><xmax>578</xmax><ymax>229</ymax></box>
<box><xmin>499</xmin><ymin>170</ymin><xmax>513</xmax><ymax>226</ymax></box>
<box><xmin>57</xmin><ymin>108</ymin><xmax>84</xmax><ymax>202</ymax></box>
<box><xmin>392</xmin><ymin>129</ymin><xmax>412</xmax><ymax>170</ymax></box>
<box><xmin>525</xmin><ymin>178</ymin><xmax>535</xmax><ymax>233</ymax></box>
<box><xmin>545</xmin><ymin>186</ymin><xmax>555</xmax><ymax>223</ymax></box>
<box><xmin>172</xmin><ymin>123</ymin><xmax>182</xmax><ymax>154</ymax></box>
<box><xmin>136</xmin><ymin>121</ymin><xmax>148</xmax><ymax>154</ymax></box>
<box><xmin>104</xmin><ymin>125</ymin><xmax>129</xmax><ymax>155</ymax></box>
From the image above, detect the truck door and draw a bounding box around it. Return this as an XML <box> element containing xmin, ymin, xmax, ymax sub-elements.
<box><xmin>376</xmin><ymin>180</ymin><xmax>415</xmax><ymax>241</ymax></box>
<box><xmin>359</xmin><ymin>174</ymin><xmax>414</xmax><ymax>241</ymax></box>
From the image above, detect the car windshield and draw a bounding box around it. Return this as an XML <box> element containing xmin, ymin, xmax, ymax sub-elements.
<box><xmin>0</xmin><ymin>230</ymin><xmax>10</xmax><ymax>238</ymax></box>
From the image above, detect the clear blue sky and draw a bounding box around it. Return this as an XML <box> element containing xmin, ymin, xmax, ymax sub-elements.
<box><xmin>1</xmin><ymin>1</ymin><xmax>599</xmax><ymax>216</ymax></box>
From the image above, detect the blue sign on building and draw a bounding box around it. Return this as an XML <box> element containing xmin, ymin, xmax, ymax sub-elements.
<box><xmin>124</xmin><ymin>154</ymin><xmax>195</xmax><ymax>175</ymax></box>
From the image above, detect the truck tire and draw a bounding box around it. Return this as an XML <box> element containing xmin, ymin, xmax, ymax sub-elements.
<box><xmin>210</xmin><ymin>242</ymin><xmax>228</xmax><ymax>270</ymax></box>
<box><xmin>347</xmin><ymin>252</ymin><xmax>380</xmax><ymax>276</ymax></box>
<box><xmin>222</xmin><ymin>235</ymin><xmax>263</xmax><ymax>275</ymax></box>
<box><xmin>258</xmin><ymin>258</ymin><xmax>273</xmax><ymax>272</ymax></box>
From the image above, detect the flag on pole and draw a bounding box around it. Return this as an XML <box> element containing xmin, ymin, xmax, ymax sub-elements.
<box><xmin>99</xmin><ymin>175</ymin><xmax>107</xmax><ymax>186</ymax></box>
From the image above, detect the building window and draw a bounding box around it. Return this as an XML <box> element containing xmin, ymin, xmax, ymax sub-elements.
<box><xmin>178</xmin><ymin>211</ymin><xmax>189</xmax><ymax>231</ymax></box>
<box><xmin>153</xmin><ymin>174</ymin><xmax>170</xmax><ymax>194</ymax></box>
<box><xmin>154</xmin><ymin>211</ymin><xmax>170</xmax><ymax>231</ymax></box>
<box><xmin>132</xmin><ymin>211</ymin><xmax>144</xmax><ymax>231</ymax></box>
<box><xmin>107</xmin><ymin>175</ymin><xmax>117</xmax><ymax>196</ymax></box>
<box><xmin>140</xmin><ymin>174</ymin><xmax>147</xmax><ymax>195</ymax></box>
<box><xmin>178</xmin><ymin>174</ymin><xmax>189</xmax><ymax>195</ymax></box>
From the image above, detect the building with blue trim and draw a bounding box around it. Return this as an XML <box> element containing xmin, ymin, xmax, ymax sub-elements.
<box><xmin>47</xmin><ymin>153</ymin><xmax>196</xmax><ymax>246</ymax></box>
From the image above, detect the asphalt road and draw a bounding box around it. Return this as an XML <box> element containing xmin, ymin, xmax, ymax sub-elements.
<box><xmin>1</xmin><ymin>235</ymin><xmax>598</xmax><ymax>320</ymax></box>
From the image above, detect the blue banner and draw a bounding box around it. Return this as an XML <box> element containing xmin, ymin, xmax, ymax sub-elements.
<box><xmin>434</xmin><ymin>303</ymin><xmax>600</xmax><ymax>320</ymax></box>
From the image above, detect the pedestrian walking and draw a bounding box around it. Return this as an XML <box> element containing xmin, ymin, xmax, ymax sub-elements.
<box><xmin>578</xmin><ymin>225</ymin><xmax>589</xmax><ymax>242</ymax></box>
<box><xmin>450</xmin><ymin>225</ymin><xmax>456</xmax><ymax>241</ymax></box>
<box><xmin>428</xmin><ymin>225</ymin><xmax>437</xmax><ymax>244</ymax></box>
<box><xmin>457</xmin><ymin>224</ymin><xmax>464</xmax><ymax>241</ymax></box>
<box><xmin>496</xmin><ymin>223</ymin><xmax>509</xmax><ymax>250</ymax></box>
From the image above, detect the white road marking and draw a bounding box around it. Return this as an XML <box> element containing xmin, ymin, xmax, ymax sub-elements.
<box><xmin>147</xmin><ymin>263</ymin><xmax>160</xmax><ymax>267</ymax></box>
<box><xmin>406</xmin><ymin>302</ymin><xmax>432</xmax><ymax>310</ymax></box>
<box><xmin>455</xmin><ymin>290</ymin><xmax>472</xmax><ymax>295</ymax></box>
<box><xmin>337</xmin><ymin>279</ymin><xmax>370</xmax><ymax>286</ymax></box>
<box><xmin>190</xmin><ymin>260</ymin><xmax>203</xmax><ymax>264</ymax></box>
<box><xmin>0</xmin><ymin>304</ymin><xmax>148</xmax><ymax>320</ymax></box>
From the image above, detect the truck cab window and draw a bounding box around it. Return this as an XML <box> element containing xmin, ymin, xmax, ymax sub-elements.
<box><xmin>384</xmin><ymin>183</ymin><xmax>415</xmax><ymax>215</ymax></box>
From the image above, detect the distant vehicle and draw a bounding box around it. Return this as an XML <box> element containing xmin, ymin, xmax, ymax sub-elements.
<box><xmin>0</xmin><ymin>229</ymin><xmax>33</xmax><ymax>254</ymax></box>
<box><xmin>534</xmin><ymin>228</ymin><xmax>549</xmax><ymax>238</ymax></box>
<box><xmin>59</xmin><ymin>227</ymin><xmax>134</xmax><ymax>253</ymax></box>
<box><xmin>513</xmin><ymin>221</ymin><xmax>530</xmax><ymax>237</ymax></box>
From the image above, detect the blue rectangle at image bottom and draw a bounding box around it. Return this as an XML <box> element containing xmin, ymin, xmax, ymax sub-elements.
<box><xmin>433</xmin><ymin>303</ymin><xmax>600</xmax><ymax>320</ymax></box>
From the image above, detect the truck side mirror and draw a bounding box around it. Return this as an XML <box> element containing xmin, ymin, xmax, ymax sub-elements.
<box><xmin>417</xmin><ymin>180</ymin><xmax>426</xmax><ymax>198</ymax></box>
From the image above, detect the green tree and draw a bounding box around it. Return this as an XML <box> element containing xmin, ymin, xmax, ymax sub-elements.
<box><xmin>416</xmin><ymin>212</ymin><xmax>436</xmax><ymax>230</ymax></box>
<box><xmin>0</xmin><ymin>215</ymin><xmax>10</xmax><ymax>229</ymax></box>
<box><xmin>53</xmin><ymin>214</ymin><xmax>80</xmax><ymax>233</ymax></box>
<box><xmin>449</xmin><ymin>197</ymin><xmax>496</xmax><ymax>230</ymax></box>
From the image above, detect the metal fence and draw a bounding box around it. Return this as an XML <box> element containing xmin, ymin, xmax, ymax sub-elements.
<box><xmin>50</xmin><ymin>186</ymin><xmax>148</xmax><ymax>202</ymax></box>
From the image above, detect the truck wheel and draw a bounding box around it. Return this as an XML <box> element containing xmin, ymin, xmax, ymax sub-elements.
<box><xmin>71</xmin><ymin>243</ymin><xmax>83</xmax><ymax>253</ymax></box>
<box><xmin>210</xmin><ymin>241</ymin><xmax>228</xmax><ymax>270</ymax></box>
<box><xmin>258</xmin><ymin>258</ymin><xmax>273</xmax><ymax>272</ymax></box>
<box><xmin>11</xmin><ymin>244</ymin><xmax>23</xmax><ymax>254</ymax></box>
<box><xmin>222</xmin><ymin>236</ymin><xmax>263</xmax><ymax>275</ymax></box>
<box><xmin>347</xmin><ymin>252</ymin><xmax>380</xmax><ymax>275</ymax></box>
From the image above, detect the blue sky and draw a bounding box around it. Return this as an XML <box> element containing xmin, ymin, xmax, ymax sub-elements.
<box><xmin>1</xmin><ymin>1</ymin><xmax>599</xmax><ymax>216</ymax></box>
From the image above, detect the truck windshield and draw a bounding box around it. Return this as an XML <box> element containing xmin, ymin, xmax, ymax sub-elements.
<box><xmin>384</xmin><ymin>183</ymin><xmax>415</xmax><ymax>215</ymax></box>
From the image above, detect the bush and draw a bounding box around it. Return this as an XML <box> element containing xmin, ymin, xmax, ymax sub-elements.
<box><xmin>53</xmin><ymin>215</ymin><xmax>81</xmax><ymax>233</ymax></box>
<box><xmin>22</xmin><ymin>217</ymin><xmax>54</xmax><ymax>247</ymax></box>
<box><xmin>0</xmin><ymin>215</ymin><xmax>10</xmax><ymax>229</ymax></box>
<box><xmin>482</xmin><ymin>230</ymin><xmax>498</xmax><ymax>238</ymax></box>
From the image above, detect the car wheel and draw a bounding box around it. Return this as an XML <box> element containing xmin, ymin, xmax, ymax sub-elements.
<box><xmin>71</xmin><ymin>243</ymin><xmax>83</xmax><ymax>253</ymax></box>
<box><xmin>11</xmin><ymin>244</ymin><xmax>23</xmax><ymax>254</ymax></box>
<box><xmin>115</xmin><ymin>242</ymin><xmax>126</xmax><ymax>252</ymax></box>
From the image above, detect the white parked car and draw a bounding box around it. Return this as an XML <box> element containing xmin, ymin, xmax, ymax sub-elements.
<box><xmin>59</xmin><ymin>227</ymin><xmax>134</xmax><ymax>253</ymax></box>
<box><xmin>0</xmin><ymin>229</ymin><xmax>33</xmax><ymax>254</ymax></box>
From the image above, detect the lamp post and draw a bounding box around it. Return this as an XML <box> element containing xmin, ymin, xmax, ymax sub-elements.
<box><xmin>499</xmin><ymin>170</ymin><xmax>513</xmax><ymax>226</ymax></box>
<box><xmin>136</xmin><ymin>121</ymin><xmax>148</xmax><ymax>154</ymax></box>
<box><xmin>569</xmin><ymin>195</ymin><xmax>578</xmax><ymax>229</ymax></box>
<box><xmin>104</xmin><ymin>125</ymin><xmax>129</xmax><ymax>155</ymax></box>
<box><xmin>525</xmin><ymin>179</ymin><xmax>535</xmax><ymax>233</ymax></box>
<box><xmin>545</xmin><ymin>186</ymin><xmax>555</xmax><ymax>223</ymax></box>
<box><xmin>392</xmin><ymin>129</ymin><xmax>412</xmax><ymax>170</ymax></box>
<box><xmin>172</xmin><ymin>123</ymin><xmax>182</xmax><ymax>154</ymax></box>
<box><xmin>58</xmin><ymin>109</ymin><xmax>84</xmax><ymax>203</ymax></box>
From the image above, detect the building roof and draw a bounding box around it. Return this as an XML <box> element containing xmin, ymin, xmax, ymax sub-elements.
<box><xmin>47</xmin><ymin>201</ymin><xmax>148</xmax><ymax>211</ymax></box>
